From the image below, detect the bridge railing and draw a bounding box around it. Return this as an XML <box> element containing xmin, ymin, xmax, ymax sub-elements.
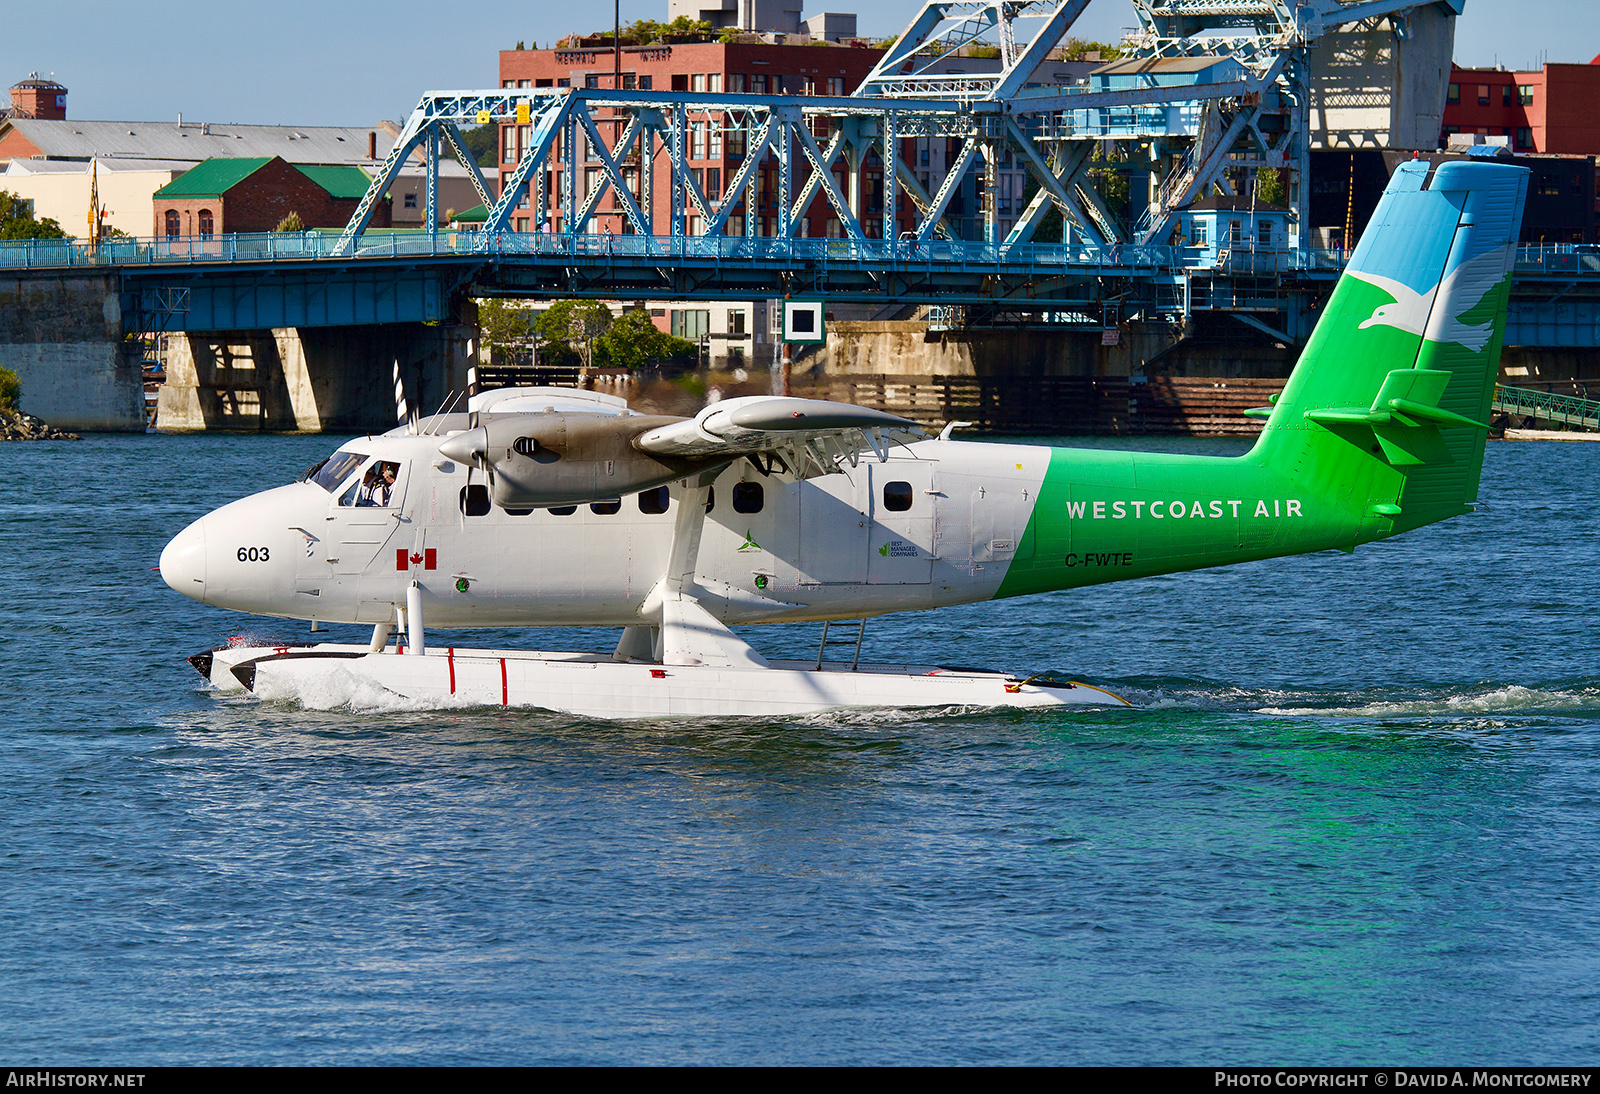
<box><xmin>1492</xmin><ymin>383</ymin><xmax>1600</xmax><ymax>429</ymax></box>
<box><xmin>5</xmin><ymin>233</ymin><xmax>1598</xmax><ymax>281</ymax></box>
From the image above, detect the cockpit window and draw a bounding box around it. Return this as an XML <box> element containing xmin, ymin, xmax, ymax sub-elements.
<box><xmin>341</xmin><ymin>460</ymin><xmax>400</xmax><ymax>507</ymax></box>
<box><xmin>308</xmin><ymin>450</ymin><xmax>367</xmax><ymax>493</ymax></box>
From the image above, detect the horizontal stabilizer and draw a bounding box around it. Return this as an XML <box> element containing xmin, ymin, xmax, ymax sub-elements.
<box><xmin>1302</xmin><ymin>369</ymin><xmax>1486</xmax><ymax>466</ymax></box>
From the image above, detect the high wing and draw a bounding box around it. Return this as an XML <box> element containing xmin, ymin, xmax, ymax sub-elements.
<box><xmin>432</xmin><ymin>389</ymin><xmax>925</xmax><ymax>509</ymax></box>
<box><xmin>635</xmin><ymin>396</ymin><xmax>927</xmax><ymax>480</ymax></box>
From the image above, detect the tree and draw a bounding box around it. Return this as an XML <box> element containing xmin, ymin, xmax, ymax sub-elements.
<box><xmin>460</xmin><ymin>122</ymin><xmax>497</xmax><ymax>168</ymax></box>
<box><xmin>534</xmin><ymin>300</ymin><xmax>614</xmax><ymax>372</ymax></box>
<box><xmin>476</xmin><ymin>298</ymin><xmax>537</xmax><ymax>360</ymax></box>
<box><xmin>1255</xmin><ymin>166</ymin><xmax>1286</xmax><ymax>206</ymax></box>
<box><xmin>274</xmin><ymin>211</ymin><xmax>305</xmax><ymax>232</ymax></box>
<box><xmin>596</xmin><ymin>308</ymin><xmax>696</xmax><ymax>371</ymax></box>
<box><xmin>0</xmin><ymin>190</ymin><xmax>67</xmax><ymax>240</ymax></box>
<box><xmin>0</xmin><ymin>366</ymin><xmax>20</xmax><ymax>411</ymax></box>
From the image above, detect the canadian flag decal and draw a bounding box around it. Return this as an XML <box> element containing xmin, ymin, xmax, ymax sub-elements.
<box><xmin>396</xmin><ymin>548</ymin><xmax>438</xmax><ymax>571</ymax></box>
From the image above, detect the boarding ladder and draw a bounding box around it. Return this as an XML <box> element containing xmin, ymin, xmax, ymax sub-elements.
<box><xmin>816</xmin><ymin>619</ymin><xmax>867</xmax><ymax>672</ymax></box>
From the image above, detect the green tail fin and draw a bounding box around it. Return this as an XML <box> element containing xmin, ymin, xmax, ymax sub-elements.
<box><xmin>1251</xmin><ymin>159</ymin><xmax>1528</xmax><ymax>533</ymax></box>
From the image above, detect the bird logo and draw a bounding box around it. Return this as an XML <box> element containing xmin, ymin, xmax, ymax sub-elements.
<box><xmin>1348</xmin><ymin>243</ymin><xmax>1513</xmax><ymax>353</ymax></box>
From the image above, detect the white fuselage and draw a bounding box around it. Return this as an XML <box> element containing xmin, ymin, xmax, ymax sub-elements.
<box><xmin>160</xmin><ymin>433</ymin><xmax>1052</xmax><ymax>629</ymax></box>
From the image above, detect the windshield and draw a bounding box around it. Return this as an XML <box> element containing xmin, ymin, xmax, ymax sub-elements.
<box><xmin>306</xmin><ymin>450</ymin><xmax>368</xmax><ymax>493</ymax></box>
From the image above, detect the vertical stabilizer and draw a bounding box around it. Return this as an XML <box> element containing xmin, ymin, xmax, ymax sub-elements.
<box><xmin>1252</xmin><ymin>159</ymin><xmax>1528</xmax><ymax>534</ymax></box>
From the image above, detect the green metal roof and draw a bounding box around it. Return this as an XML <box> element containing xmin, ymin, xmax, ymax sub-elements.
<box><xmin>294</xmin><ymin>163</ymin><xmax>373</xmax><ymax>200</ymax></box>
<box><xmin>151</xmin><ymin>157</ymin><xmax>372</xmax><ymax>200</ymax></box>
<box><xmin>153</xmin><ymin>157</ymin><xmax>272</xmax><ymax>198</ymax></box>
<box><xmin>452</xmin><ymin>203</ymin><xmax>488</xmax><ymax>222</ymax></box>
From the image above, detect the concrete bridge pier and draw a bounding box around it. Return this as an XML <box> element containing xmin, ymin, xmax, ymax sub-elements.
<box><xmin>0</xmin><ymin>272</ymin><xmax>145</xmax><ymax>431</ymax></box>
<box><xmin>156</xmin><ymin>316</ymin><xmax>476</xmax><ymax>433</ymax></box>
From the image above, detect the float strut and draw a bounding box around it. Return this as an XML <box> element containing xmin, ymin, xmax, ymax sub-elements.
<box><xmin>407</xmin><ymin>580</ymin><xmax>425</xmax><ymax>656</ymax></box>
<box><xmin>370</xmin><ymin>621</ymin><xmax>393</xmax><ymax>653</ymax></box>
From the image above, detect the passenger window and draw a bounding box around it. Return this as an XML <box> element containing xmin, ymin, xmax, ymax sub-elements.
<box><xmin>460</xmin><ymin>485</ymin><xmax>491</xmax><ymax>516</ymax></box>
<box><xmin>638</xmin><ymin>486</ymin><xmax>670</xmax><ymax>515</ymax></box>
<box><xmin>548</xmin><ymin>505</ymin><xmax>577</xmax><ymax>516</ymax></box>
<box><xmin>504</xmin><ymin>507</ymin><xmax>533</xmax><ymax>516</ymax></box>
<box><xmin>591</xmin><ymin>499</ymin><xmax>622</xmax><ymax>515</ymax></box>
<box><xmin>883</xmin><ymin>481</ymin><xmax>914</xmax><ymax>512</ymax></box>
<box><xmin>732</xmin><ymin>482</ymin><xmax>764</xmax><ymax>514</ymax></box>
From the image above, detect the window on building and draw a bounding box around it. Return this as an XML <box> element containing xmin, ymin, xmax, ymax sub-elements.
<box><xmin>164</xmin><ymin>210</ymin><xmax>180</xmax><ymax>239</ymax></box>
<box><xmin>672</xmin><ymin>309</ymin><xmax>710</xmax><ymax>339</ymax></box>
<box><xmin>750</xmin><ymin>74</ymin><xmax>767</xmax><ymax>95</ymax></box>
<box><xmin>1446</xmin><ymin>83</ymin><xmax>1460</xmax><ymax>104</ymax></box>
<box><xmin>709</xmin><ymin>74</ymin><xmax>722</xmax><ymax>93</ymax></box>
<box><xmin>536</xmin><ymin>78</ymin><xmax>552</xmax><ymax>87</ymax></box>
<box><xmin>557</xmin><ymin>78</ymin><xmax>570</xmax><ymax>88</ymax></box>
<box><xmin>706</xmin><ymin>167</ymin><xmax>721</xmax><ymax>201</ymax></box>
<box><xmin>1191</xmin><ymin>221</ymin><xmax>1208</xmax><ymax>247</ymax></box>
<box><xmin>622</xmin><ymin>72</ymin><xmax>636</xmax><ymax>90</ymax></box>
<box><xmin>503</xmin><ymin>80</ymin><xmax>514</xmax><ymax>88</ymax></box>
<box><xmin>639</xmin><ymin>75</ymin><xmax>651</xmax><ymax>91</ymax></box>
<box><xmin>728</xmin><ymin>308</ymin><xmax>745</xmax><ymax>335</ymax></box>
<box><xmin>692</xmin><ymin>73</ymin><xmax>706</xmax><ymax>92</ymax></box>
<box><xmin>828</xmin><ymin>77</ymin><xmax>845</xmax><ymax>96</ymax></box>
<box><xmin>727</xmin><ymin>126</ymin><xmax>746</xmax><ymax>158</ymax></box>
<box><xmin>518</xmin><ymin>80</ymin><xmax>531</xmax><ymax>89</ymax></box>
<box><xmin>882</xmin><ymin>481</ymin><xmax>914</xmax><ymax>512</ymax></box>
<box><xmin>1516</xmin><ymin>127</ymin><xmax>1533</xmax><ymax>150</ymax></box>
<box><xmin>585</xmin><ymin>74</ymin><xmax>600</xmax><ymax>88</ymax></box>
<box><xmin>1258</xmin><ymin>221</ymin><xmax>1273</xmax><ymax>247</ymax></box>
<box><xmin>692</xmin><ymin>122</ymin><xmax>706</xmax><ymax>160</ymax></box>
<box><xmin>732</xmin><ymin>482</ymin><xmax>764</xmax><ymax>514</ymax></box>
<box><xmin>1477</xmin><ymin>84</ymin><xmax>1490</xmax><ymax>106</ymax></box>
<box><xmin>1503</xmin><ymin>84</ymin><xmax>1515</xmax><ymax>107</ymax></box>
<box><xmin>1520</xmin><ymin>86</ymin><xmax>1535</xmax><ymax>106</ymax></box>
<box><xmin>729</xmin><ymin>74</ymin><xmax>746</xmax><ymax>93</ymax></box>
<box><xmin>503</xmin><ymin>126</ymin><xmax>517</xmax><ymax>164</ymax></box>
<box><xmin>403</xmin><ymin>193</ymin><xmax>417</xmax><ymax>209</ymax></box>
<box><xmin>672</xmin><ymin>74</ymin><xmax>689</xmax><ymax>92</ymax></box>
<box><xmin>710</xmin><ymin>124</ymin><xmax>722</xmax><ymax>158</ymax></box>
<box><xmin>197</xmin><ymin>209</ymin><xmax>213</xmax><ymax>239</ymax></box>
<box><xmin>1230</xmin><ymin>219</ymin><xmax>1243</xmax><ymax>245</ymax></box>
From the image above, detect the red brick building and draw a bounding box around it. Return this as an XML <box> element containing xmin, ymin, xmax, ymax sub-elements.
<box><xmin>152</xmin><ymin>156</ymin><xmax>389</xmax><ymax>237</ymax></box>
<box><xmin>496</xmin><ymin>40</ymin><xmax>919</xmax><ymax>237</ymax></box>
<box><xmin>1443</xmin><ymin>59</ymin><xmax>1600</xmax><ymax>155</ymax></box>
<box><xmin>5</xmin><ymin>74</ymin><xmax>67</xmax><ymax>121</ymax></box>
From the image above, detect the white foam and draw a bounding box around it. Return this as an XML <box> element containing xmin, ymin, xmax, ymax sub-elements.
<box><xmin>1256</xmin><ymin>684</ymin><xmax>1600</xmax><ymax>718</ymax></box>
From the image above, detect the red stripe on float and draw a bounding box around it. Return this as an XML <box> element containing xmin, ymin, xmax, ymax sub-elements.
<box><xmin>500</xmin><ymin>658</ymin><xmax>508</xmax><ymax>706</ymax></box>
<box><xmin>448</xmin><ymin>647</ymin><xmax>456</xmax><ymax>694</ymax></box>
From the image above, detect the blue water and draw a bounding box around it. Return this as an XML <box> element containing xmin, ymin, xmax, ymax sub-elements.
<box><xmin>4</xmin><ymin>432</ymin><xmax>1599</xmax><ymax>1065</ymax></box>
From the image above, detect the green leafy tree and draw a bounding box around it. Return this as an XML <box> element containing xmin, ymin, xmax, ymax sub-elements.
<box><xmin>1255</xmin><ymin>166</ymin><xmax>1286</xmax><ymax>206</ymax></box>
<box><xmin>596</xmin><ymin>308</ymin><xmax>696</xmax><ymax>370</ymax></box>
<box><xmin>0</xmin><ymin>365</ymin><xmax>20</xmax><ymax>411</ymax></box>
<box><xmin>460</xmin><ymin>122</ymin><xmax>497</xmax><ymax>169</ymax></box>
<box><xmin>1087</xmin><ymin>145</ymin><xmax>1130</xmax><ymax>228</ymax></box>
<box><xmin>476</xmin><ymin>298</ymin><xmax>536</xmax><ymax>359</ymax></box>
<box><xmin>535</xmin><ymin>299</ymin><xmax>614</xmax><ymax>372</ymax></box>
<box><xmin>0</xmin><ymin>190</ymin><xmax>67</xmax><ymax>240</ymax></box>
<box><xmin>274</xmin><ymin>211</ymin><xmax>305</xmax><ymax>232</ymax></box>
<box><xmin>1060</xmin><ymin>37</ymin><xmax>1124</xmax><ymax>61</ymax></box>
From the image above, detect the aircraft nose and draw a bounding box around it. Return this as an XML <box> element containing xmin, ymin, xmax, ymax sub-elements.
<box><xmin>160</xmin><ymin>518</ymin><xmax>207</xmax><ymax>601</ymax></box>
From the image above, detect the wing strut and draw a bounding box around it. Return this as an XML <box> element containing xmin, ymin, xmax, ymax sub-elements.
<box><xmin>622</xmin><ymin>474</ymin><xmax>771</xmax><ymax>669</ymax></box>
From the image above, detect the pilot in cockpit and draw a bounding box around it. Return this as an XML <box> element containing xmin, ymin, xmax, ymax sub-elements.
<box><xmin>357</xmin><ymin>462</ymin><xmax>398</xmax><ymax>507</ymax></box>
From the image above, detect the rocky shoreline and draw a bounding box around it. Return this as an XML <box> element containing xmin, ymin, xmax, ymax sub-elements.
<box><xmin>1</xmin><ymin>410</ymin><xmax>81</xmax><ymax>441</ymax></box>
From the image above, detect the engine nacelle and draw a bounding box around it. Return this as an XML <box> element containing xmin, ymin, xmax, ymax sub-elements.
<box><xmin>437</xmin><ymin>414</ymin><xmax>718</xmax><ymax>507</ymax></box>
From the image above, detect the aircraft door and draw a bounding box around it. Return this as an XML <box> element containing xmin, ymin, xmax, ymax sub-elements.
<box><xmin>795</xmin><ymin>471</ymin><xmax>868</xmax><ymax>584</ymax></box>
<box><xmin>326</xmin><ymin>458</ymin><xmax>409</xmax><ymax>576</ymax></box>
<box><xmin>866</xmin><ymin>461</ymin><xmax>934</xmax><ymax>585</ymax></box>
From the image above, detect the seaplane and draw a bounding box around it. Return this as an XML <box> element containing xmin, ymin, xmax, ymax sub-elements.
<box><xmin>160</xmin><ymin>159</ymin><xmax>1528</xmax><ymax>718</ymax></box>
